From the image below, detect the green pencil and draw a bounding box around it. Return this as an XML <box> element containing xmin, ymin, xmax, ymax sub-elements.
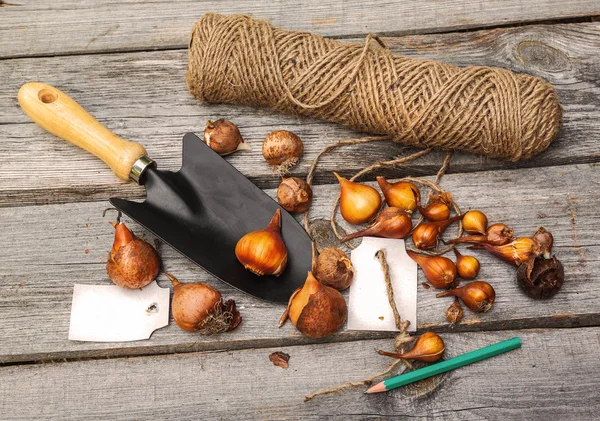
<box><xmin>366</xmin><ymin>337</ymin><xmax>521</xmax><ymax>394</ymax></box>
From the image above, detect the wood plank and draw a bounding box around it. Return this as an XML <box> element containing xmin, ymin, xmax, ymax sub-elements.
<box><xmin>0</xmin><ymin>163</ymin><xmax>597</xmax><ymax>363</ymax></box>
<box><xmin>1</xmin><ymin>23</ymin><xmax>599</xmax><ymax>207</ymax></box>
<box><xmin>1</xmin><ymin>0</ymin><xmax>599</xmax><ymax>58</ymax></box>
<box><xmin>0</xmin><ymin>328</ymin><xmax>598</xmax><ymax>419</ymax></box>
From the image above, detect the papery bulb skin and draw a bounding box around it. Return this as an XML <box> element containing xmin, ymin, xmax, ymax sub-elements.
<box><xmin>335</xmin><ymin>172</ymin><xmax>381</xmax><ymax>224</ymax></box>
<box><xmin>446</xmin><ymin>298</ymin><xmax>463</xmax><ymax>324</ymax></box>
<box><xmin>377</xmin><ymin>332</ymin><xmax>445</xmax><ymax>363</ymax></box>
<box><xmin>203</xmin><ymin>119</ymin><xmax>250</xmax><ymax>155</ymax></box>
<box><xmin>462</xmin><ymin>210</ymin><xmax>488</xmax><ymax>235</ymax></box>
<box><xmin>277</xmin><ymin>177</ymin><xmax>313</xmax><ymax>213</ymax></box>
<box><xmin>532</xmin><ymin>227</ymin><xmax>553</xmax><ymax>259</ymax></box>
<box><xmin>516</xmin><ymin>255</ymin><xmax>564</xmax><ymax>299</ymax></box>
<box><xmin>282</xmin><ymin>272</ymin><xmax>347</xmax><ymax>339</ymax></box>
<box><xmin>235</xmin><ymin>209</ymin><xmax>288</xmax><ymax>276</ymax></box>
<box><xmin>453</xmin><ymin>248</ymin><xmax>480</xmax><ymax>279</ymax></box>
<box><xmin>470</xmin><ymin>238</ymin><xmax>537</xmax><ymax>266</ymax></box>
<box><xmin>437</xmin><ymin>281</ymin><xmax>496</xmax><ymax>313</ymax></box>
<box><xmin>408</xmin><ymin>251</ymin><xmax>457</xmax><ymax>289</ymax></box>
<box><xmin>377</xmin><ymin>177</ymin><xmax>420</xmax><ymax>213</ymax></box>
<box><xmin>341</xmin><ymin>207</ymin><xmax>412</xmax><ymax>242</ymax></box>
<box><xmin>314</xmin><ymin>248</ymin><xmax>354</xmax><ymax>290</ymax></box>
<box><xmin>106</xmin><ymin>219</ymin><xmax>160</xmax><ymax>289</ymax></box>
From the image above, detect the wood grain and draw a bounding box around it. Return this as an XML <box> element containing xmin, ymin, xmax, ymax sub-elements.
<box><xmin>1</xmin><ymin>23</ymin><xmax>599</xmax><ymax>207</ymax></box>
<box><xmin>0</xmin><ymin>328</ymin><xmax>598</xmax><ymax>420</ymax></box>
<box><xmin>0</xmin><ymin>163</ymin><xmax>597</xmax><ymax>363</ymax></box>
<box><xmin>1</xmin><ymin>0</ymin><xmax>599</xmax><ymax>58</ymax></box>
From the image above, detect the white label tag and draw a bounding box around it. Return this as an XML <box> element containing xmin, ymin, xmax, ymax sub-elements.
<box><xmin>347</xmin><ymin>238</ymin><xmax>417</xmax><ymax>332</ymax></box>
<box><xmin>68</xmin><ymin>281</ymin><xmax>170</xmax><ymax>342</ymax></box>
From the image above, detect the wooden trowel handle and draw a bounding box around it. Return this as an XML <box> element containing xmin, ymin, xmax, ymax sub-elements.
<box><xmin>18</xmin><ymin>82</ymin><xmax>151</xmax><ymax>182</ymax></box>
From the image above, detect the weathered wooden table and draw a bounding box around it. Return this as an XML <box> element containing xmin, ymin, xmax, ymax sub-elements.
<box><xmin>1</xmin><ymin>1</ymin><xmax>599</xmax><ymax>419</ymax></box>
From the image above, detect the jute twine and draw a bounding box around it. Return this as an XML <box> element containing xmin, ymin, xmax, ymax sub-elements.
<box><xmin>187</xmin><ymin>13</ymin><xmax>562</xmax><ymax>161</ymax></box>
<box><xmin>304</xmin><ymin>249</ymin><xmax>413</xmax><ymax>402</ymax></box>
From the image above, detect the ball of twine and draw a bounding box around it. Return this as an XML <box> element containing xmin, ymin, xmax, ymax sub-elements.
<box><xmin>187</xmin><ymin>13</ymin><xmax>562</xmax><ymax>161</ymax></box>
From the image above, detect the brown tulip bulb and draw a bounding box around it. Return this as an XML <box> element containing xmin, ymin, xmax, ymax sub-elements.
<box><xmin>235</xmin><ymin>209</ymin><xmax>288</xmax><ymax>276</ymax></box>
<box><xmin>376</xmin><ymin>177</ymin><xmax>420</xmax><ymax>212</ymax></box>
<box><xmin>203</xmin><ymin>119</ymin><xmax>250</xmax><ymax>155</ymax></box>
<box><xmin>462</xmin><ymin>210</ymin><xmax>488</xmax><ymax>235</ymax></box>
<box><xmin>437</xmin><ymin>281</ymin><xmax>496</xmax><ymax>313</ymax></box>
<box><xmin>377</xmin><ymin>332</ymin><xmax>445</xmax><ymax>362</ymax></box>
<box><xmin>277</xmin><ymin>177</ymin><xmax>313</xmax><ymax>213</ymax></box>
<box><xmin>453</xmin><ymin>248</ymin><xmax>480</xmax><ymax>280</ymax></box>
<box><xmin>341</xmin><ymin>207</ymin><xmax>412</xmax><ymax>242</ymax></box>
<box><xmin>279</xmin><ymin>272</ymin><xmax>347</xmax><ymax>338</ymax></box>
<box><xmin>470</xmin><ymin>237</ymin><xmax>537</xmax><ymax>266</ymax></box>
<box><xmin>334</xmin><ymin>172</ymin><xmax>381</xmax><ymax>224</ymax></box>
<box><xmin>446</xmin><ymin>298</ymin><xmax>463</xmax><ymax>324</ymax></box>
<box><xmin>262</xmin><ymin>130</ymin><xmax>304</xmax><ymax>173</ymax></box>
<box><xmin>167</xmin><ymin>272</ymin><xmax>241</xmax><ymax>334</ymax></box>
<box><xmin>105</xmin><ymin>210</ymin><xmax>160</xmax><ymax>289</ymax></box>
<box><xmin>516</xmin><ymin>255</ymin><xmax>564</xmax><ymax>299</ymax></box>
<box><xmin>411</xmin><ymin>215</ymin><xmax>463</xmax><ymax>250</ymax></box>
<box><xmin>408</xmin><ymin>251</ymin><xmax>457</xmax><ymax>289</ymax></box>
<box><xmin>314</xmin><ymin>248</ymin><xmax>354</xmax><ymax>290</ymax></box>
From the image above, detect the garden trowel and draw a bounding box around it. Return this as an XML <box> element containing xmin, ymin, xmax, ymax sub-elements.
<box><xmin>19</xmin><ymin>82</ymin><xmax>312</xmax><ymax>304</ymax></box>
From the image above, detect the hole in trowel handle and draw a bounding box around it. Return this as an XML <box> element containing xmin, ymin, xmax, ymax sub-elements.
<box><xmin>38</xmin><ymin>88</ymin><xmax>58</xmax><ymax>104</ymax></box>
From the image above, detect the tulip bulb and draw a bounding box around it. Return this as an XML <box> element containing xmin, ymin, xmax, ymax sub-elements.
<box><xmin>335</xmin><ymin>172</ymin><xmax>381</xmax><ymax>224</ymax></box>
<box><xmin>417</xmin><ymin>192</ymin><xmax>452</xmax><ymax>221</ymax></box>
<box><xmin>447</xmin><ymin>223</ymin><xmax>514</xmax><ymax>246</ymax></box>
<box><xmin>314</xmin><ymin>248</ymin><xmax>354</xmax><ymax>290</ymax></box>
<box><xmin>203</xmin><ymin>119</ymin><xmax>251</xmax><ymax>155</ymax></box>
<box><xmin>235</xmin><ymin>209</ymin><xmax>288</xmax><ymax>276</ymax></box>
<box><xmin>517</xmin><ymin>255</ymin><xmax>564</xmax><ymax>299</ymax></box>
<box><xmin>469</xmin><ymin>237</ymin><xmax>537</xmax><ymax>266</ymax></box>
<box><xmin>279</xmin><ymin>271</ymin><xmax>347</xmax><ymax>338</ymax></box>
<box><xmin>377</xmin><ymin>332</ymin><xmax>445</xmax><ymax>363</ymax></box>
<box><xmin>453</xmin><ymin>248</ymin><xmax>480</xmax><ymax>279</ymax></box>
<box><xmin>262</xmin><ymin>130</ymin><xmax>304</xmax><ymax>173</ymax></box>
<box><xmin>104</xmin><ymin>209</ymin><xmax>160</xmax><ymax>289</ymax></box>
<box><xmin>168</xmin><ymin>272</ymin><xmax>241</xmax><ymax>334</ymax></box>
<box><xmin>437</xmin><ymin>281</ymin><xmax>496</xmax><ymax>313</ymax></box>
<box><xmin>341</xmin><ymin>207</ymin><xmax>412</xmax><ymax>242</ymax></box>
<box><xmin>376</xmin><ymin>177</ymin><xmax>420</xmax><ymax>212</ymax></box>
<box><xmin>412</xmin><ymin>214</ymin><xmax>463</xmax><ymax>250</ymax></box>
<box><xmin>408</xmin><ymin>251</ymin><xmax>457</xmax><ymax>289</ymax></box>
<box><xmin>277</xmin><ymin>177</ymin><xmax>313</xmax><ymax>213</ymax></box>
<box><xmin>446</xmin><ymin>298</ymin><xmax>463</xmax><ymax>324</ymax></box>
<box><xmin>462</xmin><ymin>210</ymin><xmax>488</xmax><ymax>235</ymax></box>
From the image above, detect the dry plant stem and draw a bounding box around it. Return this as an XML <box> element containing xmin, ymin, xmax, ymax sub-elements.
<box><xmin>304</xmin><ymin>249</ymin><xmax>412</xmax><ymax>402</ymax></box>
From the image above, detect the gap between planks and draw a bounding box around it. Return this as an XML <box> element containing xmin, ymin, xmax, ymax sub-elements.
<box><xmin>0</xmin><ymin>163</ymin><xmax>598</xmax><ymax>364</ymax></box>
<box><xmin>1</xmin><ymin>0</ymin><xmax>600</xmax><ymax>59</ymax></box>
<box><xmin>1</xmin><ymin>22</ymin><xmax>600</xmax><ymax>207</ymax></box>
<box><xmin>0</xmin><ymin>327</ymin><xmax>598</xmax><ymax>420</ymax></box>
<box><xmin>1</xmin><ymin>14</ymin><xmax>599</xmax><ymax>62</ymax></box>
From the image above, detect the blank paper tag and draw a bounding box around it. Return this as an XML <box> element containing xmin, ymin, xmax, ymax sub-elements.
<box><xmin>68</xmin><ymin>281</ymin><xmax>170</xmax><ymax>342</ymax></box>
<box><xmin>347</xmin><ymin>237</ymin><xmax>417</xmax><ymax>332</ymax></box>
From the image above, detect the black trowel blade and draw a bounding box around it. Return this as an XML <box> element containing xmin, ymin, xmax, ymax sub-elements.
<box><xmin>110</xmin><ymin>133</ymin><xmax>312</xmax><ymax>304</ymax></box>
